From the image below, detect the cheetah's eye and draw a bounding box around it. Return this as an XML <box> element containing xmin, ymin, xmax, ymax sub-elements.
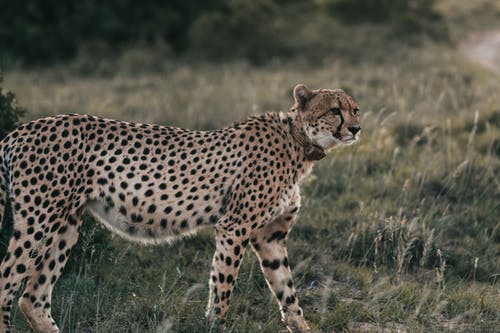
<box><xmin>353</xmin><ymin>108</ymin><xmax>360</xmax><ymax>116</ymax></box>
<box><xmin>330</xmin><ymin>107</ymin><xmax>341</xmax><ymax>115</ymax></box>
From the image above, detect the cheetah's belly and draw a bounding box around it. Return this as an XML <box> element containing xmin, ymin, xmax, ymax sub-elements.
<box><xmin>86</xmin><ymin>199</ymin><xmax>204</xmax><ymax>244</ymax></box>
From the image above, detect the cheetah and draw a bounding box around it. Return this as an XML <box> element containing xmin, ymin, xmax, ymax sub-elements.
<box><xmin>0</xmin><ymin>84</ymin><xmax>360</xmax><ymax>332</ymax></box>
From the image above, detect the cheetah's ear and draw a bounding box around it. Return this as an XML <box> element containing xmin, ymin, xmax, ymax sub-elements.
<box><xmin>293</xmin><ymin>84</ymin><xmax>314</xmax><ymax>111</ymax></box>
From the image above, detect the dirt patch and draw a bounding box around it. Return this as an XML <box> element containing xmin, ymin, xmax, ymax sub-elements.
<box><xmin>459</xmin><ymin>30</ymin><xmax>500</xmax><ymax>73</ymax></box>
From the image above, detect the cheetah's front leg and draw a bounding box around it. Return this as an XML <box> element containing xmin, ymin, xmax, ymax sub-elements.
<box><xmin>250</xmin><ymin>211</ymin><xmax>311</xmax><ymax>333</ymax></box>
<box><xmin>206</xmin><ymin>223</ymin><xmax>248</xmax><ymax>328</ymax></box>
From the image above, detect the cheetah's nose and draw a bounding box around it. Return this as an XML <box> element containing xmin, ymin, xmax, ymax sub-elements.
<box><xmin>348</xmin><ymin>126</ymin><xmax>361</xmax><ymax>136</ymax></box>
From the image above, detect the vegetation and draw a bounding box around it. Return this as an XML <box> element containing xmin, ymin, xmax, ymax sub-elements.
<box><xmin>0</xmin><ymin>0</ymin><xmax>449</xmax><ymax>66</ymax></box>
<box><xmin>1</xmin><ymin>0</ymin><xmax>499</xmax><ymax>332</ymax></box>
<box><xmin>0</xmin><ymin>76</ymin><xmax>25</xmax><ymax>140</ymax></box>
<box><xmin>0</xmin><ymin>76</ymin><xmax>25</xmax><ymax>260</ymax></box>
<box><xmin>323</xmin><ymin>0</ymin><xmax>449</xmax><ymax>40</ymax></box>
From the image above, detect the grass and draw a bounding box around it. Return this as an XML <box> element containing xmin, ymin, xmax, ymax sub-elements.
<box><xmin>2</xmin><ymin>1</ymin><xmax>500</xmax><ymax>332</ymax></box>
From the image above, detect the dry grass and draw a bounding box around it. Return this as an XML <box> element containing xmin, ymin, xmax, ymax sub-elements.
<box><xmin>2</xmin><ymin>1</ymin><xmax>500</xmax><ymax>332</ymax></box>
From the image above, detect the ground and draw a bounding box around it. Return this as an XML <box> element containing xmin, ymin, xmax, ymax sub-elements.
<box><xmin>1</xmin><ymin>1</ymin><xmax>499</xmax><ymax>332</ymax></box>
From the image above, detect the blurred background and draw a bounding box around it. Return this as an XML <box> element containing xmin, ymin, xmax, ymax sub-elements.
<box><xmin>0</xmin><ymin>0</ymin><xmax>499</xmax><ymax>332</ymax></box>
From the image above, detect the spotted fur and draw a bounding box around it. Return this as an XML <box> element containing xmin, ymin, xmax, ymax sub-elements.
<box><xmin>0</xmin><ymin>84</ymin><xmax>360</xmax><ymax>333</ymax></box>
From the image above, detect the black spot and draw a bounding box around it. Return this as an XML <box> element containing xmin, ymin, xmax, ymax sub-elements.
<box><xmin>147</xmin><ymin>204</ymin><xmax>157</xmax><ymax>213</ymax></box>
<box><xmin>282</xmin><ymin>257</ymin><xmax>289</xmax><ymax>268</ymax></box>
<box><xmin>38</xmin><ymin>275</ymin><xmax>47</xmax><ymax>285</ymax></box>
<box><xmin>14</xmin><ymin>247</ymin><xmax>23</xmax><ymax>258</ymax></box>
<box><xmin>268</xmin><ymin>231</ymin><xmax>287</xmax><ymax>243</ymax></box>
<box><xmin>68</xmin><ymin>215</ymin><xmax>78</xmax><ymax>225</ymax></box>
<box><xmin>262</xmin><ymin>259</ymin><xmax>280</xmax><ymax>270</ymax></box>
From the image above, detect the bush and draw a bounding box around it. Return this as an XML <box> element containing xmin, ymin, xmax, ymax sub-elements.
<box><xmin>0</xmin><ymin>75</ymin><xmax>26</xmax><ymax>259</ymax></box>
<box><xmin>188</xmin><ymin>0</ymin><xmax>289</xmax><ymax>64</ymax></box>
<box><xmin>0</xmin><ymin>0</ymin><xmax>450</xmax><ymax>66</ymax></box>
<box><xmin>0</xmin><ymin>76</ymin><xmax>26</xmax><ymax>140</ymax></box>
<box><xmin>323</xmin><ymin>0</ymin><xmax>449</xmax><ymax>40</ymax></box>
<box><xmin>0</xmin><ymin>0</ymin><xmax>223</xmax><ymax>65</ymax></box>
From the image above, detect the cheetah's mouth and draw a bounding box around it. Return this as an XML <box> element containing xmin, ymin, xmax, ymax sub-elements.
<box><xmin>333</xmin><ymin>134</ymin><xmax>358</xmax><ymax>144</ymax></box>
<box><xmin>341</xmin><ymin>136</ymin><xmax>359</xmax><ymax>145</ymax></box>
<box><xmin>342</xmin><ymin>138</ymin><xmax>358</xmax><ymax>145</ymax></box>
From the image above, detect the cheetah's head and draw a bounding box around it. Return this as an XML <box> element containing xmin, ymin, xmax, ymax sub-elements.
<box><xmin>292</xmin><ymin>84</ymin><xmax>361</xmax><ymax>152</ymax></box>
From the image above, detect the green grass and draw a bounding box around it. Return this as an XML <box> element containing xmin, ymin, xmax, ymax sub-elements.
<box><xmin>2</xmin><ymin>1</ymin><xmax>500</xmax><ymax>332</ymax></box>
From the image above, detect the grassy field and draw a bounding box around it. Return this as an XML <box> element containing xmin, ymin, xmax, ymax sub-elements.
<box><xmin>2</xmin><ymin>1</ymin><xmax>500</xmax><ymax>332</ymax></box>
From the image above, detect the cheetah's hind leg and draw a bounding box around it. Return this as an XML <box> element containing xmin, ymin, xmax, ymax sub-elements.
<box><xmin>0</xmin><ymin>230</ymin><xmax>30</xmax><ymax>333</ymax></box>
<box><xmin>0</xmin><ymin>210</ymin><xmax>82</xmax><ymax>333</ymax></box>
<box><xmin>18</xmin><ymin>214</ymin><xmax>82</xmax><ymax>333</ymax></box>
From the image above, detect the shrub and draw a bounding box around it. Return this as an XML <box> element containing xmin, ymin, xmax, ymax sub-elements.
<box><xmin>0</xmin><ymin>0</ymin><xmax>450</xmax><ymax>66</ymax></box>
<box><xmin>323</xmin><ymin>0</ymin><xmax>449</xmax><ymax>40</ymax></box>
<box><xmin>0</xmin><ymin>0</ymin><xmax>222</xmax><ymax>65</ymax></box>
<box><xmin>0</xmin><ymin>76</ymin><xmax>25</xmax><ymax>140</ymax></box>
<box><xmin>0</xmin><ymin>75</ymin><xmax>26</xmax><ymax>258</ymax></box>
<box><xmin>188</xmin><ymin>0</ymin><xmax>289</xmax><ymax>64</ymax></box>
